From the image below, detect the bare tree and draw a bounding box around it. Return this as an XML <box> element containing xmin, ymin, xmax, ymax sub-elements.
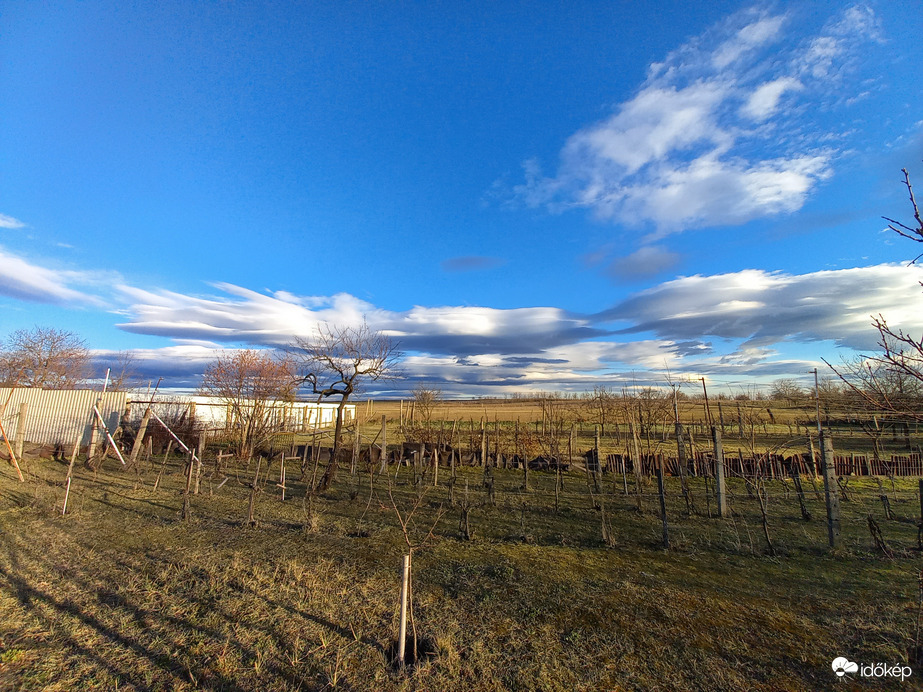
<box><xmin>199</xmin><ymin>349</ymin><xmax>296</xmax><ymax>460</ymax></box>
<box><xmin>0</xmin><ymin>326</ymin><xmax>92</xmax><ymax>388</ymax></box>
<box><xmin>826</xmin><ymin>167</ymin><xmax>923</xmax><ymax>418</ymax></box>
<box><xmin>883</xmin><ymin>168</ymin><xmax>923</xmax><ymax>261</ymax></box>
<box><xmin>410</xmin><ymin>384</ymin><xmax>441</xmax><ymax>442</ymax></box>
<box><xmin>770</xmin><ymin>378</ymin><xmax>805</xmax><ymax>405</ymax></box>
<box><xmin>583</xmin><ymin>385</ymin><xmax>618</xmax><ymax>438</ymax></box>
<box><xmin>106</xmin><ymin>350</ymin><xmax>140</xmax><ymax>392</ymax></box>
<box><xmin>411</xmin><ymin>384</ymin><xmax>441</xmax><ymax>423</ymax></box>
<box><xmin>294</xmin><ymin>322</ymin><xmax>402</xmax><ymax>491</ymax></box>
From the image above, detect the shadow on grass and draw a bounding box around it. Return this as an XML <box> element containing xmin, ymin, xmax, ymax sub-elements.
<box><xmin>0</xmin><ymin>537</ymin><xmax>299</xmax><ymax>691</ymax></box>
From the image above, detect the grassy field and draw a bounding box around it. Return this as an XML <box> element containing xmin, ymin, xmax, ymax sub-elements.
<box><xmin>0</xmin><ymin>409</ymin><xmax>921</xmax><ymax>690</ymax></box>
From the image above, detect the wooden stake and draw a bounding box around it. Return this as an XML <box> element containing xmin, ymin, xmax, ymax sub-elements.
<box><xmin>821</xmin><ymin>432</ymin><xmax>840</xmax><ymax>548</ymax></box>
<box><xmin>62</xmin><ymin>477</ymin><xmax>72</xmax><ymax>515</ymax></box>
<box><xmin>397</xmin><ymin>553</ymin><xmax>411</xmax><ymax>667</ymax></box>
<box><xmin>657</xmin><ymin>465</ymin><xmax>669</xmax><ymax>549</ymax></box>
<box><xmin>713</xmin><ymin>425</ymin><xmax>727</xmax><ymax>518</ymax></box>
<box><xmin>380</xmin><ymin>414</ymin><xmax>387</xmax><ymax>474</ymax></box>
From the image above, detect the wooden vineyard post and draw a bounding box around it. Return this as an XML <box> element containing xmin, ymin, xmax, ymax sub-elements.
<box><xmin>352</xmin><ymin>425</ymin><xmax>359</xmax><ymax>477</ymax></box>
<box><xmin>919</xmin><ymin>479</ymin><xmax>923</xmax><ymax>525</ymax></box>
<box><xmin>629</xmin><ymin>421</ymin><xmax>643</xmax><ymax>511</ymax></box>
<box><xmin>380</xmin><ymin>415</ymin><xmax>387</xmax><ymax>474</ymax></box>
<box><xmin>821</xmin><ymin>432</ymin><xmax>840</xmax><ymax>548</ymax></box>
<box><xmin>480</xmin><ymin>418</ymin><xmax>487</xmax><ymax>468</ymax></box>
<box><xmin>182</xmin><ymin>451</ymin><xmax>194</xmax><ymax>521</ymax></box>
<box><xmin>673</xmin><ymin>391</ymin><xmax>691</xmax><ymax>515</ymax></box>
<box><xmin>518</xmin><ymin>420</ymin><xmax>528</xmax><ymax>491</ymax></box>
<box><xmin>594</xmin><ymin>425</ymin><xmax>601</xmax><ymax>491</ymax></box>
<box><xmin>194</xmin><ymin>438</ymin><xmax>204</xmax><ymax>495</ymax></box>
<box><xmin>713</xmin><ymin>425</ymin><xmax>727</xmax><ymax>518</ymax></box>
<box><xmin>397</xmin><ymin>553</ymin><xmax>411</xmax><ymax>667</ymax></box>
<box><xmin>657</xmin><ymin>464</ymin><xmax>669</xmax><ymax>549</ymax></box>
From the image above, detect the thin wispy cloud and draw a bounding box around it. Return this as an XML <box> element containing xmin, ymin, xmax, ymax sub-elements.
<box><xmin>0</xmin><ymin>246</ymin><xmax>104</xmax><ymax>306</ymax></box>
<box><xmin>0</xmin><ymin>214</ymin><xmax>26</xmax><ymax>229</ymax></box>
<box><xmin>510</xmin><ymin>5</ymin><xmax>881</xmax><ymax>236</ymax></box>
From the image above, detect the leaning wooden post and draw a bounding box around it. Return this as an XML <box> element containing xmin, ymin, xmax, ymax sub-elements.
<box><xmin>0</xmin><ymin>418</ymin><xmax>24</xmax><ymax>482</ymax></box>
<box><xmin>821</xmin><ymin>432</ymin><xmax>840</xmax><ymax>548</ymax></box>
<box><xmin>397</xmin><ymin>553</ymin><xmax>411</xmax><ymax>667</ymax></box>
<box><xmin>129</xmin><ymin>407</ymin><xmax>152</xmax><ymax>465</ymax></box>
<box><xmin>67</xmin><ymin>430</ymin><xmax>80</xmax><ymax>480</ymax></box>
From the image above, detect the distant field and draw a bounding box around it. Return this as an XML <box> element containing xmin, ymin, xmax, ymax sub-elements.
<box><xmin>349</xmin><ymin>396</ymin><xmax>921</xmax><ymax>465</ymax></box>
<box><xmin>0</xmin><ymin>424</ymin><xmax>920</xmax><ymax>690</ymax></box>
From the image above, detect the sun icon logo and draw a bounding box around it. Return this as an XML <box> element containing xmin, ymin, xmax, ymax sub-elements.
<box><xmin>831</xmin><ymin>657</ymin><xmax>859</xmax><ymax>677</ymax></box>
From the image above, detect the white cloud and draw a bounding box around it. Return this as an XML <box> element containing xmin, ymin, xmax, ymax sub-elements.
<box><xmin>712</xmin><ymin>14</ymin><xmax>786</xmax><ymax>69</ymax></box>
<box><xmin>2</xmin><ymin>246</ymin><xmax>916</xmax><ymax>394</ymax></box>
<box><xmin>510</xmin><ymin>5</ymin><xmax>881</xmax><ymax>235</ymax></box>
<box><xmin>0</xmin><ymin>246</ymin><xmax>103</xmax><ymax>305</ymax></box>
<box><xmin>116</xmin><ymin>282</ymin><xmax>604</xmax><ymax>357</ymax></box>
<box><xmin>741</xmin><ymin>77</ymin><xmax>803</xmax><ymax>121</ymax></box>
<box><xmin>599</xmin><ymin>263</ymin><xmax>923</xmax><ymax>353</ymax></box>
<box><xmin>0</xmin><ymin>214</ymin><xmax>26</xmax><ymax>229</ymax></box>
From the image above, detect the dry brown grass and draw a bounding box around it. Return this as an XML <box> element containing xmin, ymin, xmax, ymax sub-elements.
<box><xmin>0</xmin><ymin>437</ymin><xmax>919</xmax><ymax>690</ymax></box>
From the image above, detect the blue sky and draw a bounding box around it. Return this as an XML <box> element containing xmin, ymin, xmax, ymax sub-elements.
<box><xmin>2</xmin><ymin>1</ymin><xmax>922</xmax><ymax>397</ymax></box>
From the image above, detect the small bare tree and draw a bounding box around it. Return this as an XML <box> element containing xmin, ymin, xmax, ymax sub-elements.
<box><xmin>294</xmin><ymin>322</ymin><xmax>401</xmax><ymax>491</ymax></box>
<box><xmin>105</xmin><ymin>350</ymin><xmax>140</xmax><ymax>392</ymax></box>
<box><xmin>584</xmin><ymin>385</ymin><xmax>618</xmax><ymax>438</ymax></box>
<box><xmin>0</xmin><ymin>326</ymin><xmax>91</xmax><ymax>388</ymax></box>
<box><xmin>826</xmin><ymin>167</ymin><xmax>923</xmax><ymax>419</ymax></box>
<box><xmin>410</xmin><ymin>384</ymin><xmax>441</xmax><ymax>442</ymax></box>
<box><xmin>770</xmin><ymin>378</ymin><xmax>805</xmax><ymax>405</ymax></box>
<box><xmin>199</xmin><ymin>349</ymin><xmax>296</xmax><ymax>461</ymax></box>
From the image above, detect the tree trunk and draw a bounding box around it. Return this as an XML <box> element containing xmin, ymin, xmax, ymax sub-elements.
<box><xmin>318</xmin><ymin>396</ymin><xmax>348</xmax><ymax>491</ymax></box>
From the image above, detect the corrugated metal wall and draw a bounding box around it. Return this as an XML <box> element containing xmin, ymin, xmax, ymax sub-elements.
<box><xmin>0</xmin><ymin>389</ymin><xmax>128</xmax><ymax>447</ymax></box>
<box><xmin>0</xmin><ymin>390</ymin><xmax>355</xmax><ymax>447</ymax></box>
<box><xmin>137</xmin><ymin>397</ymin><xmax>355</xmax><ymax>431</ymax></box>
